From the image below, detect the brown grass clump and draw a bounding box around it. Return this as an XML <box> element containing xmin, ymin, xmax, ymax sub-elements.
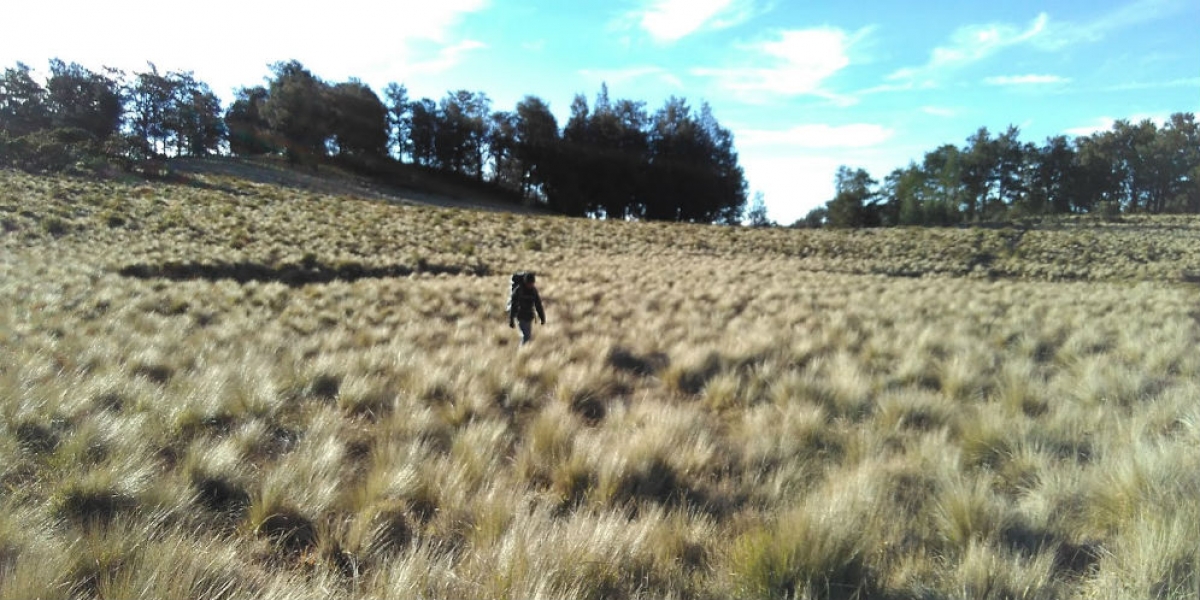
<box><xmin>3</xmin><ymin>166</ymin><xmax>1200</xmax><ymax>598</ymax></box>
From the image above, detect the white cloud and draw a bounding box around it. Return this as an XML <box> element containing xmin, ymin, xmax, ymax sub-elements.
<box><xmin>630</xmin><ymin>0</ymin><xmax>756</xmax><ymax>43</ymax></box>
<box><xmin>984</xmin><ymin>74</ymin><xmax>1070</xmax><ymax>86</ymax></box>
<box><xmin>740</xmin><ymin>142</ymin><xmax>920</xmax><ymax>225</ymax></box>
<box><xmin>887</xmin><ymin>13</ymin><xmax>1049</xmax><ymax>85</ymax></box>
<box><xmin>740</xmin><ymin>154</ymin><xmax>842</xmax><ymax>223</ymax></box>
<box><xmin>734</xmin><ymin>122</ymin><xmax>901</xmax><ymax>224</ymax></box>
<box><xmin>737</xmin><ymin>123</ymin><xmax>894</xmax><ymax>149</ymax></box>
<box><xmin>0</xmin><ymin>0</ymin><xmax>491</xmax><ymax>98</ymax></box>
<box><xmin>693</xmin><ymin>27</ymin><xmax>867</xmax><ymax>102</ymax></box>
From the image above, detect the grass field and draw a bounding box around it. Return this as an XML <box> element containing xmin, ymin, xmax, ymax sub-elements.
<box><xmin>2</xmin><ymin>165</ymin><xmax>1200</xmax><ymax>599</ymax></box>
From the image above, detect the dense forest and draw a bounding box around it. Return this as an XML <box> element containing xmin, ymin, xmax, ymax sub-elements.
<box><xmin>0</xmin><ymin>59</ymin><xmax>747</xmax><ymax>224</ymax></box>
<box><xmin>1</xmin><ymin>59</ymin><xmax>1196</xmax><ymax>226</ymax></box>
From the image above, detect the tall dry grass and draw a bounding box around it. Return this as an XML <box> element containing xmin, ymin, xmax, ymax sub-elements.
<box><xmin>3</xmin><ymin>166</ymin><xmax>1200</xmax><ymax>598</ymax></box>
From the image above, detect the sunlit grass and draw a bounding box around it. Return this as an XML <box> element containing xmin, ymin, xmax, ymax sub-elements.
<box><xmin>3</xmin><ymin>166</ymin><xmax>1200</xmax><ymax>598</ymax></box>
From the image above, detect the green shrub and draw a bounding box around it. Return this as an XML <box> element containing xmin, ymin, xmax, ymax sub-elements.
<box><xmin>5</xmin><ymin>128</ymin><xmax>96</xmax><ymax>173</ymax></box>
<box><xmin>730</xmin><ymin>511</ymin><xmax>874</xmax><ymax>600</ymax></box>
<box><xmin>42</xmin><ymin>215</ymin><xmax>69</xmax><ymax>236</ymax></box>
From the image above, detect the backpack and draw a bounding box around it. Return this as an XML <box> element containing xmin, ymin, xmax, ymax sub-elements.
<box><xmin>508</xmin><ymin>271</ymin><xmax>532</xmax><ymax>313</ymax></box>
<box><xmin>510</xmin><ymin>271</ymin><xmax>535</xmax><ymax>292</ymax></box>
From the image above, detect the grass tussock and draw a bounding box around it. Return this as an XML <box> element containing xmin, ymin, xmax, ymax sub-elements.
<box><xmin>3</xmin><ymin>166</ymin><xmax>1200</xmax><ymax>598</ymax></box>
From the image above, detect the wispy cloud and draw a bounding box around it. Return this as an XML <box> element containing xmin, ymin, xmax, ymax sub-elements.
<box><xmin>693</xmin><ymin>27</ymin><xmax>869</xmax><ymax>103</ymax></box>
<box><xmin>877</xmin><ymin>0</ymin><xmax>1192</xmax><ymax>93</ymax></box>
<box><xmin>626</xmin><ymin>0</ymin><xmax>758</xmax><ymax>43</ymax></box>
<box><xmin>579</xmin><ymin>66</ymin><xmax>684</xmax><ymax>88</ymax></box>
<box><xmin>984</xmin><ymin>74</ymin><xmax>1070</xmax><ymax>86</ymax></box>
<box><xmin>737</xmin><ymin>123</ymin><xmax>894</xmax><ymax>149</ymax></box>
<box><xmin>408</xmin><ymin>40</ymin><xmax>488</xmax><ymax>76</ymax></box>
<box><xmin>1038</xmin><ymin>0</ymin><xmax>1193</xmax><ymax>48</ymax></box>
<box><xmin>1063</xmin><ymin>119</ymin><xmax>1114</xmax><ymax>137</ymax></box>
<box><xmin>1064</xmin><ymin>113</ymin><xmax>1173</xmax><ymax>137</ymax></box>
<box><xmin>887</xmin><ymin>13</ymin><xmax>1049</xmax><ymax>86</ymax></box>
<box><xmin>921</xmin><ymin>106</ymin><xmax>959</xmax><ymax>117</ymax></box>
<box><xmin>1102</xmin><ymin>77</ymin><xmax>1200</xmax><ymax>92</ymax></box>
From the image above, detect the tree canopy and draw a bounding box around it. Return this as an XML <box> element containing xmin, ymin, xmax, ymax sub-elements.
<box><xmin>2</xmin><ymin>57</ymin><xmax>1196</xmax><ymax>226</ymax></box>
<box><xmin>804</xmin><ymin>114</ymin><xmax>1200</xmax><ymax>227</ymax></box>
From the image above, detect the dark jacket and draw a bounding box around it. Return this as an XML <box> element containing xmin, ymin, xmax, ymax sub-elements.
<box><xmin>508</xmin><ymin>285</ymin><xmax>545</xmax><ymax>323</ymax></box>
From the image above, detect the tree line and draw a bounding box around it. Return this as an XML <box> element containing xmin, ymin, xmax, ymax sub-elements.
<box><xmin>807</xmin><ymin>115</ymin><xmax>1200</xmax><ymax>227</ymax></box>
<box><xmin>0</xmin><ymin>59</ymin><xmax>748</xmax><ymax>224</ymax></box>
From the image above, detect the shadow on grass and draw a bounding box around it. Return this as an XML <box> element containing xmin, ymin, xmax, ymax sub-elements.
<box><xmin>118</xmin><ymin>259</ymin><xmax>489</xmax><ymax>287</ymax></box>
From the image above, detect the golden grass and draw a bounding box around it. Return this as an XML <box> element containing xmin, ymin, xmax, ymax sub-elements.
<box><xmin>3</xmin><ymin>166</ymin><xmax>1200</xmax><ymax>599</ymax></box>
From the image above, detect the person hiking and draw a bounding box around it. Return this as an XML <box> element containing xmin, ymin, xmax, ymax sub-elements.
<box><xmin>507</xmin><ymin>272</ymin><xmax>545</xmax><ymax>345</ymax></box>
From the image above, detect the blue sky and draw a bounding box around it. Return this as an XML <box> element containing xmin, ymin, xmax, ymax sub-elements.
<box><xmin>3</xmin><ymin>0</ymin><xmax>1197</xmax><ymax>223</ymax></box>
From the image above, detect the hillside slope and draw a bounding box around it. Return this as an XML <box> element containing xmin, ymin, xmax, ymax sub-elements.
<box><xmin>3</xmin><ymin>167</ymin><xmax>1199</xmax><ymax>284</ymax></box>
<box><xmin>170</xmin><ymin>156</ymin><xmax>552</xmax><ymax>215</ymax></box>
